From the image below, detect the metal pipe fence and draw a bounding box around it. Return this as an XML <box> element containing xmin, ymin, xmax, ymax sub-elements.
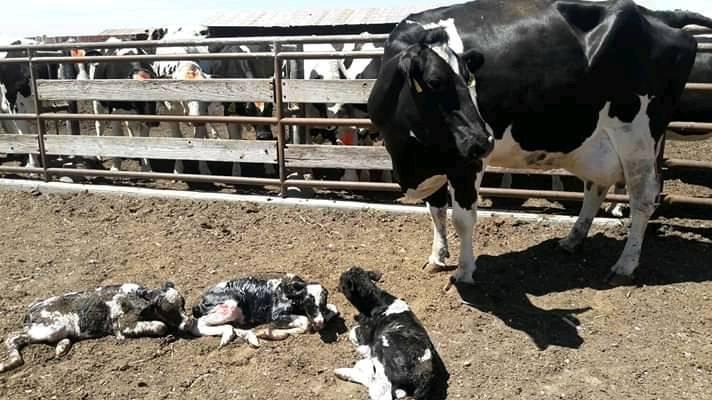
<box><xmin>0</xmin><ymin>33</ymin><xmax>710</xmax><ymax>211</ymax></box>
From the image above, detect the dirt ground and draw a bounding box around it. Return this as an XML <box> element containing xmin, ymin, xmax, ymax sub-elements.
<box><xmin>0</xmin><ymin>190</ymin><xmax>710</xmax><ymax>400</ymax></box>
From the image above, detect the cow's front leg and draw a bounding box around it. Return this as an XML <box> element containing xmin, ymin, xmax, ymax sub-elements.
<box><xmin>119</xmin><ymin>321</ymin><xmax>168</xmax><ymax>338</ymax></box>
<box><xmin>256</xmin><ymin>315</ymin><xmax>311</xmax><ymax>340</ymax></box>
<box><xmin>425</xmin><ymin>186</ymin><xmax>450</xmax><ymax>271</ymax></box>
<box><xmin>447</xmin><ymin>167</ymin><xmax>482</xmax><ymax>287</ymax></box>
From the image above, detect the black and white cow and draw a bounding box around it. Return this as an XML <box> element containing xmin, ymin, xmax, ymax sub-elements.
<box><xmin>149</xmin><ymin>26</ymin><xmax>215</xmax><ymax>175</ymax></box>
<box><xmin>0</xmin><ymin>39</ymin><xmax>53</xmax><ymax>167</ymax></box>
<box><xmin>368</xmin><ymin>0</ymin><xmax>712</xmax><ymax>285</ymax></box>
<box><xmin>88</xmin><ymin>38</ymin><xmax>160</xmax><ymax>171</ymax></box>
<box><xmin>201</xmin><ymin>43</ymin><xmax>276</xmax><ymax>176</ymax></box>
<box><xmin>0</xmin><ymin>282</ymin><xmax>192</xmax><ymax>373</ymax></box>
<box><xmin>191</xmin><ymin>273</ymin><xmax>338</xmax><ymax>347</ymax></box>
<box><xmin>335</xmin><ymin>267</ymin><xmax>448</xmax><ymax>400</ymax></box>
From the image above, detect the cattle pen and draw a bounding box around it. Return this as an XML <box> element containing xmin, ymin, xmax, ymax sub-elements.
<box><xmin>1</xmin><ymin>20</ymin><xmax>712</xmax><ymax>400</ymax></box>
<box><xmin>0</xmin><ymin>29</ymin><xmax>711</xmax><ymax>212</ymax></box>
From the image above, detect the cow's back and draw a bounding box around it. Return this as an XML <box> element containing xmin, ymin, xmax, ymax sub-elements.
<box><xmin>400</xmin><ymin>0</ymin><xmax>697</xmax><ymax>154</ymax></box>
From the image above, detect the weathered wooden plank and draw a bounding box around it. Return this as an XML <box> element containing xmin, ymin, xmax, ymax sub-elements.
<box><xmin>285</xmin><ymin>144</ymin><xmax>392</xmax><ymax>170</ymax></box>
<box><xmin>282</xmin><ymin>79</ymin><xmax>374</xmax><ymax>104</ymax></box>
<box><xmin>0</xmin><ymin>135</ymin><xmax>39</xmax><ymax>154</ymax></box>
<box><xmin>43</xmin><ymin>136</ymin><xmax>277</xmax><ymax>163</ymax></box>
<box><xmin>37</xmin><ymin>79</ymin><xmax>274</xmax><ymax>102</ymax></box>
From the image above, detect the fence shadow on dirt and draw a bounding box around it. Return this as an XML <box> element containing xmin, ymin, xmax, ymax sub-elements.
<box><xmin>456</xmin><ymin>229</ymin><xmax>712</xmax><ymax>350</ymax></box>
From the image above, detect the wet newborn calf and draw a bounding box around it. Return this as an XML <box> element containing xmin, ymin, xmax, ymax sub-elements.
<box><xmin>191</xmin><ymin>274</ymin><xmax>338</xmax><ymax>347</ymax></box>
<box><xmin>336</xmin><ymin>267</ymin><xmax>449</xmax><ymax>400</ymax></box>
<box><xmin>0</xmin><ymin>282</ymin><xmax>192</xmax><ymax>373</ymax></box>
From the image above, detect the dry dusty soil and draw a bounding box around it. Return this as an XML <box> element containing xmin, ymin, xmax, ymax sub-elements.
<box><xmin>0</xmin><ymin>190</ymin><xmax>710</xmax><ymax>400</ymax></box>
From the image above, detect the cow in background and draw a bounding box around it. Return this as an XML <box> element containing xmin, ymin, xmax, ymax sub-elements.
<box><xmin>0</xmin><ymin>39</ymin><xmax>44</xmax><ymax>167</ymax></box>
<box><xmin>148</xmin><ymin>26</ymin><xmax>214</xmax><ymax>175</ymax></box>
<box><xmin>89</xmin><ymin>38</ymin><xmax>159</xmax><ymax>171</ymax></box>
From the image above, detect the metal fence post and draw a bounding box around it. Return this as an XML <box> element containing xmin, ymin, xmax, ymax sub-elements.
<box><xmin>26</xmin><ymin>48</ymin><xmax>50</xmax><ymax>182</ymax></box>
<box><xmin>273</xmin><ymin>41</ymin><xmax>287</xmax><ymax>197</ymax></box>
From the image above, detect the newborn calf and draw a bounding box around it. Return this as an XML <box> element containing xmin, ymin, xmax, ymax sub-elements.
<box><xmin>0</xmin><ymin>282</ymin><xmax>192</xmax><ymax>373</ymax></box>
<box><xmin>336</xmin><ymin>267</ymin><xmax>449</xmax><ymax>400</ymax></box>
<box><xmin>191</xmin><ymin>273</ymin><xmax>338</xmax><ymax>347</ymax></box>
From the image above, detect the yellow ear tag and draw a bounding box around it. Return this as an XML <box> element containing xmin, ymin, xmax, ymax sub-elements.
<box><xmin>413</xmin><ymin>79</ymin><xmax>423</xmax><ymax>93</ymax></box>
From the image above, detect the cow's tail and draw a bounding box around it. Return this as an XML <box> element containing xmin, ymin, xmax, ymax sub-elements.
<box><xmin>0</xmin><ymin>330</ymin><xmax>31</xmax><ymax>373</ymax></box>
<box><xmin>644</xmin><ymin>8</ymin><xmax>712</xmax><ymax>29</ymax></box>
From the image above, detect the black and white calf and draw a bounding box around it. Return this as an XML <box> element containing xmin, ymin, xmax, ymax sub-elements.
<box><xmin>0</xmin><ymin>282</ymin><xmax>192</xmax><ymax>373</ymax></box>
<box><xmin>369</xmin><ymin>0</ymin><xmax>712</xmax><ymax>285</ymax></box>
<box><xmin>335</xmin><ymin>267</ymin><xmax>448</xmax><ymax>400</ymax></box>
<box><xmin>191</xmin><ymin>274</ymin><xmax>338</xmax><ymax>347</ymax></box>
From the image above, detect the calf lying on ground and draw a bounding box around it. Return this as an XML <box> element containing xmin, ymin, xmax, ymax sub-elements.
<box><xmin>0</xmin><ymin>282</ymin><xmax>192</xmax><ymax>373</ymax></box>
<box><xmin>336</xmin><ymin>267</ymin><xmax>449</xmax><ymax>400</ymax></box>
<box><xmin>191</xmin><ymin>273</ymin><xmax>338</xmax><ymax>347</ymax></box>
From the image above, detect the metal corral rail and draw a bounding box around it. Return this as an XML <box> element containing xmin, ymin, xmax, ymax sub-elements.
<box><xmin>0</xmin><ymin>32</ymin><xmax>710</xmax><ymax>209</ymax></box>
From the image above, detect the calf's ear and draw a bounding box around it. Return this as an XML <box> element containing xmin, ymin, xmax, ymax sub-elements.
<box><xmin>285</xmin><ymin>280</ymin><xmax>307</xmax><ymax>298</ymax></box>
<box><xmin>366</xmin><ymin>271</ymin><xmax>383</xmax><ymax>282</ymax></box>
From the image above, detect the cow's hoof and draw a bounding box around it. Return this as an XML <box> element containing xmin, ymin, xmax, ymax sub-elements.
<box><xmin>604</xmin><ymin>271</ymin><xmax>634</xmax><ymax>286</ymax></box>
<box><xmin>558</xmin><ymin>238</ymin><xmax>583</xmax><ymax>254</ymax></box>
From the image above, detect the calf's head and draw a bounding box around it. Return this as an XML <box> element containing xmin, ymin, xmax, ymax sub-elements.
<box><xmin>283</xmin><ymin>278</ymin><xmax>331</xmax><ymax>330</ymax></box>
<box><xmin>338</xmin><ymin>267</ymin><xmax>387</xmax><ymax>316</ymax></box>
<box><xmin>399</xmin><ymin>29</ymin><xmax>493</xmax><ymax>162</ymax></box>
<box><xmin>138</xmin><ymin>282</ymin><xmax>194</xmax><ymax>332</ymax></box>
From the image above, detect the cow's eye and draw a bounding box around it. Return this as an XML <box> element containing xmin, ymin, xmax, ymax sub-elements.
<box><xmin>426</xmin><ymin>78</ymin><xmax>443</xmax><ymax>91</ymax></box>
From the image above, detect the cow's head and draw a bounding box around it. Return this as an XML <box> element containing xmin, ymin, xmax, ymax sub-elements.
<box><xmin>139</xmin><ymin>282</ymin><xmax>194</xmax><ymax>332</ymax></box>
<box><xmin>129</xmin><ymin>63</ymin><xmax>160</xmax><ymax>127</ymax></box>
<box><xmin>283</xmin><ymin>277</ymin><xmax>335</xmax><ymax>331</ymax></box>
<box><xmin>398</xmin><ymin>28</ymin><xmax>493</xmax><ymax>162</ymax></box>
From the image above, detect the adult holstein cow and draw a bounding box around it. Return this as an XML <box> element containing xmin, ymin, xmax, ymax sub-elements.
<box><xmin>368</xmin><ymin>0</ymin><xmax>712</xmax><ymax>286</ymax></box>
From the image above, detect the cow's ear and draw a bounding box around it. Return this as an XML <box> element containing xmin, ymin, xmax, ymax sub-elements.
<box><xmin>463</xmin><ymin>49</ymin><xmax>485</xmax><ymax>73</ymax></box>
<box><xmin>399</xmin><ymin>46</ymin><xmax>425</xmax><ymax>93</ymax></box>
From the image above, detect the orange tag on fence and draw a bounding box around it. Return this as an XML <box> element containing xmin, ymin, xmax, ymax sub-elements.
<box><xmin>340</xmin><ymin>128</ymin><xmax>355</xmax><ymax>146</ymax></box>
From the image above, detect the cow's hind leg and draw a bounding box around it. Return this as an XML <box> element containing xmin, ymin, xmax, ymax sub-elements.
<box><xmin>191</xmin><ymin>301</ymin><xmax>258</xmax><ymax>348</ymax></box>
<box><xmin>559</xmin><ymin>181</ymin><xmax>611</xmax><ymax>253</ymax></box>
<box><xmin>605</xmin><ymin>98</ymin><xmax>661</xmax><ymax>282</ymax></box>
<box><xmin>607</xmin><ymin>157</ymin><xmax>658</xmax><ymax>282</ymax></box>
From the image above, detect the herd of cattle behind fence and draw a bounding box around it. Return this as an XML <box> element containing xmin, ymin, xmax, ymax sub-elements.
<box><xmin>0</xmin><ymin>27</ymin><xmax>711</xmax><ymax>211</ymax></box>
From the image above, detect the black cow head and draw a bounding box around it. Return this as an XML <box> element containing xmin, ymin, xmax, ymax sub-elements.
<box><xmin>338</xmin><ymin>267</ymin><xmax>389</xmax><ymax>317</ymax></box>
<box><xmin>398</xmin><ymin>28</ymin><xmax>493</xmax><ymax>162</ymax></box>
<box><xmin>283</xmin><ymin>276</ymin><xmax>332</xmax><ymax>331</ymax></box>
